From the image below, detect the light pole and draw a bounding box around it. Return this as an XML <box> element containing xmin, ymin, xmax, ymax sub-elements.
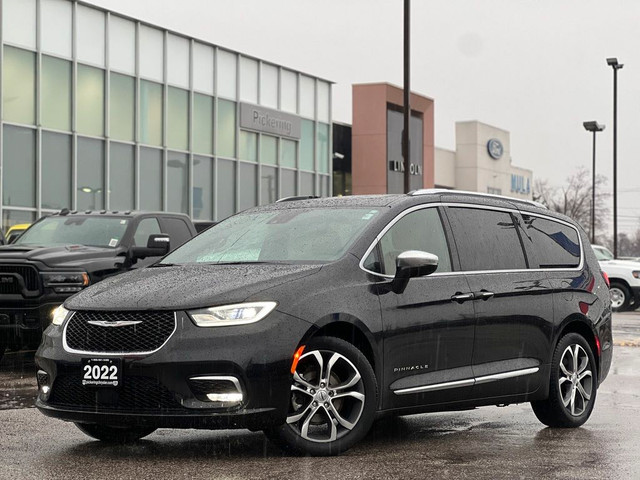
<box><xmin>582</xmin><ymin>121</ymin><xmax>605</xmax><ymax>244</ymax></box>
<box><xmin>607</xmin><ymin>57</ymin><xmax>623</xmax><ymax>258</ymax></box>
<box><xmin>402</xmin><ymin>0</ymin><xmax>411</xmax><ymax>193</ymax></box>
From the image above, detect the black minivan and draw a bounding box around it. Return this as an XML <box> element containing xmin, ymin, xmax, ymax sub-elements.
<box><xmin>35</xmin><ymin>191</ymin><xmax>612</xmax><ymax>456</ymax></box>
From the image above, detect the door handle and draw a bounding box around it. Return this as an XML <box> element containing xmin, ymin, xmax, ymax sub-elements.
<box><xmin>451</xmin><ymin>292</ymin><xmax>475</xmax><ymax>303</ymax></box>
<box><xmin>475</xmin><ymin>290</ymin><xmax>495</xmax><ymax>301</ymax></box>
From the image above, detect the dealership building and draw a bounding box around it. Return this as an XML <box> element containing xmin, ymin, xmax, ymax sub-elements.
<box><xmin>0</xmin><ymin>0</ymin><xmax>333</xmax><ymax>229</ymax></box>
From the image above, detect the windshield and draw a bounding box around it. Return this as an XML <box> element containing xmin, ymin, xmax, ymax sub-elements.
<box><xmin>161</xmin><ymin>208</ymin><xmax>381</xmax><ymax>265</ymax></box>
<box><xmin>15</xmin><ymin>216</ymin><xmax>129</xmax><ymax>248</ymax></box>
<box><xmin>593</xmin><ymin>246</ymin><xmax>614</xmax><ymax>261</ymax></box>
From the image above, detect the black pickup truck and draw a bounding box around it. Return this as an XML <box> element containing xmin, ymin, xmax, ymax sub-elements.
<box><xmin>0</xmin><ymin>210</ymin><xmax>197</xmax><ymax>360</ymax></box>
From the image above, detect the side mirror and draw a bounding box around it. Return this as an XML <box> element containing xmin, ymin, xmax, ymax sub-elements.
<box><xmin>391</xmin><ymin>250</ymin><xmax>439</xmax><ymax>294</ymax></box>
<box><xmin>128</xmin><ymin>234</ymin><xmax>171</xmax><ymax>263</ymax></box>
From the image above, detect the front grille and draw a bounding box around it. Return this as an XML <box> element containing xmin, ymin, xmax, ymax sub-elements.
<box><xmin>49</xmin><ymin>375</ymin><xmax>183</xmax><ymax>413</ymax></box>
<box><xmin>0</xmin><ymin>264</ymin><xmax>40</xmax><ymax>294</ymax></box>
<box><xmin>64</xmin><ymin>311</ymin><xmax>176</xmax><ymax>353</ymax></box>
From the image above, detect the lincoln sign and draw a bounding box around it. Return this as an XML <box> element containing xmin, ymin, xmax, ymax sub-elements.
<box><xmin>239</xmin><ymin>103</ymin><xmax>301</xmax><ymax>139</ymax></box>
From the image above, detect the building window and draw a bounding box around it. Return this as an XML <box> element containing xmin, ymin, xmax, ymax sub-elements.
<box><xmin>299</xmin><ymin>75</ymin><xmax>315</xmax><ymax>119</ymax></box>
<box><xmin>238</xmin><ymin>163</ymin><xmax>257</xmax><ymax>211</ymax></box>
<box><xmin>240</xmin><ymin>57</ymin><xmax>258</xmax><ymax>104</ymax></box>
<box><xmin>320</xmin><ymin>175</ymin><xmax>331</xmax><ymax>197</ymax></box>
<box><xmin>41</xmin><ymin>0</ymin><xmax>72</xmax><ymax>58</ymax></box>
<box><xmin>280</xmin><ymin>139</ymin><xmax>297</xmax><ymax>168</ymax></box>
<box><xmin>217</xmin><ymin>50</ymin><xmax>237</xmax><ymax>99</ymax></box>
<box><xmin>167</xmin><ymin>152</ymin><xmax>189</xmax><ymax>213</ymax></box>
<box><xmin>41</xmin><ymin>56</ymin><xmax>71</xmax><ymax>131</ymax></box>
<box><xmin>193</xmin><ymin>93</ymin><xmax>214</xmax><ymax>155</ymax></box>
<box><xmin>261</xmin><ymin>166</ymin><xmax>278</xmax><ymax>205</ymax></box>
<box><xmin>77</xmin><ymin>65</ymin><xmax>105</xmax><ymax>137</ymax></box>
<box><xmin>140</xmin><ymin>147</ymin><xmax>163</xmax><ymax>210</ymax></box>
<box><xmin>487</xmin><ymin>187</ymin><xmax>502</xmax><ymax>195</ymax></box>
<box><xmin>2</xmin><ymin>125</ymin><xmax>35</xmax><ymax>208</ymax></box>
<box><xmin>3</xmin><ymin>210</ymin><xmax>36</xmax><ymax>230</ymax></box>
<box><xmin>110</xmin><ymin>73</ymin><xmax>135</xmax><ymax>142</ymax></box>
<box><xmin>193</xmin><ymin>43</ymin><xmax>214</xmax><ymax>95</ymax></box>
<box><xmin>109</xmin><ymin>142</ymin><xmax>135</xmax><ymax>211</ymax></box>
<box><xmin>77</xmin><ymin>5</ymin><xmax>105</xmax><ymax>67</ymax></box>
<box><xmin>42</xmin><ymin>132</ymin><xmax>71</xmax><ymax>210</ymax></box>
<box><xmin>317</xmin><ymin>123</ymin><xmax>330</xmax><ymax>173</ymax></box>
<box><xmin>281</xmin><ymin>169</ymin><xmax>296</xmax><ymax>198</ymax></box>
<box><xmin>139</xmin><ymin>25</ymin><xmax>164</xmax><ymax>82</ymax></box>
<box><xmin>260</xmin><ymin>63</ymin><xmax>278</xmax><ymax>109</ymax></box>
<box><xmin>217</xmin><ymin>99</ymin><xmax>236</xmax><ymax>158</ymax></box>
<box><xmin>167</xmin><ymin>34</ymin><xmax>189</xmax><ymax>88</ymax></box>
<box><xmin>300</xmin><ymin>172</ymin><xmax>314</xmax><ymax>196</ymax></box>
<box><xmin>317</xmin><ymin>82</ymin><xmax>330</xmax><ymax>123</ymax></box>
<box><xmin>2</xmin><ymin>46</ymin><xmax>36</xmax><ymax>125</ymax></box>
<box><xmin>217</xmin><ymin>159</ymin><xmax>235</xmax><ymax>220</ymax></box>
<box><xmin>239</xmin><ymin>131</ymin><xmax>257</xmax><ymax>162</ymax></box>
<box><xmin>109</xmin><ymin>16</ymin><xmax>136</xmax><ymax>75</ymax></box>
<box><xmin>2</xmin><ymin>0</ymin><xmax>36</xmax><ymax>49</ymax></box>
<box><xmin>193</xmin><ymin>156</ymin><xmax>213</xmax><ymax>220</ymax></box>
<box><xmin>280</xmin><ymin>70</ymin><xmax>297</xmax><ymax>114</ymax></box>
<box><xmin>300</xmin><ymin>120</ymin><xmax>314</xmax><ymax>171</ymax></box>
<box><xmin>260</xmin><ymin>135</ymin><xmax>277</xmax><ymax>166</ymax></box>
<box><xmin>77</xmin><ymin>137</ymin><xmax>105</xmax><ymax>210</ymax></box>
<box><xmin>140</xmin><ymin>80</ymin><xmax>163</xmax><ymax>146</ymax></box>
<box><xmin>167</xmin><ymin>87</ymin><xmax>189</xmax><ymax>151</ymax></box>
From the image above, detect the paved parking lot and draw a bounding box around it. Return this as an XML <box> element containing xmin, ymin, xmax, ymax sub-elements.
<box><xmin>1</xmin><ymin>312</ymin><xmax>638</xmax><ymax>479</ymax></box>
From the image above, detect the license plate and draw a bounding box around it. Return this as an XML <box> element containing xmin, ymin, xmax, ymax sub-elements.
<box><xmin>81</xmin><ymin>358</ymin><xmax>122</xmax><ymax>387</ymax></box>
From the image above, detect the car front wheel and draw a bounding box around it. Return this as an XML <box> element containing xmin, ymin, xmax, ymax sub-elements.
<box><xmin>531</xmin><ymin>333</ymin><xmax>597</xmax><ymax>428</ymax></box>
<box><xmin>265</xmin><ymin>337</ymin><xmax>377</xmax><ymax>456</ymax></box>
<box><xmin>75</xmin><ymin>423</ymin><xmax>156</xmax><ymax>443</ymax></box>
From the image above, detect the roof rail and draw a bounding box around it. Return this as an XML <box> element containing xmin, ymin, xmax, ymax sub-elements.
<box><xmin>409</xmin><ymin>188</ymin><xmax>547</xmax><ymax>209</ymax></box>
<box><xmin>275</xmin><ymin>195</ymin><xmax>320</xmax><ymax>203</ymax></box>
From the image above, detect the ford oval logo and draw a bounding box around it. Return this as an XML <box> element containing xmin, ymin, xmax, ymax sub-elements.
<box><xmin>487</xmin><ymin>138</ymin><xmax>503</xmax><ymax>160</ymax></box>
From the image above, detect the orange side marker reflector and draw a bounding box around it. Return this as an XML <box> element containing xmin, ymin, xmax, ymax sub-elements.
<box><xmin>291</xmin><ymin>345</ymin><xmax>306</xmax><ymax>374</ymax></box>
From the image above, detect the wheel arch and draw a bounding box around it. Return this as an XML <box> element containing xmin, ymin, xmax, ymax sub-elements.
<box><xmin>298</xmin><ymin>314</ymin><xmax>380</xmax><ymax>381</ymax></box>
<box><xmin>554</xmin><ymin>315</ymin><xmax>600</xmax><ymax>378</ymax></box>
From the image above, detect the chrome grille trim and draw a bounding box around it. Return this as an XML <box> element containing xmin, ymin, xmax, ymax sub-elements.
<box><xmin>62</xmin><ymin>311</ymin><xmax>177</xmax><ymax>356</ymax></box>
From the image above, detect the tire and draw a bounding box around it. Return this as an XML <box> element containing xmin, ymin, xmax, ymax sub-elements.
<box><xmin>75</xmin><ymin>423</ymin><xmax>156</xmax><ymax>443</ymax></box>
<box><xmin>531</xmin><ymin>333</ymin><xmax>598</xmax><ymax>428</ymax></box>
<box><xmin>264</xmin><ymin>336</ymin><xmax>378</xmax><ymax>456</ymax></box>
<box><xmin>610</xmin><ymin>282</ymin><xmax>631</xmax><ymax>312</ymax></box>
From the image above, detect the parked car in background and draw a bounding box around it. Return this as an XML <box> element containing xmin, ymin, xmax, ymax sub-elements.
<box><xmin>592</xmin><ymin>244</ymin><xmax>640</xmax><ymax>311</ymax></box>
<box><xmin>0</xmin><ymin>210</ymin><xmax>197</xmax><ymax>361</ymax></box>
<box><xmin>35</xmin><ymin>192</ymin><xmax>612</xmax><ymax>455</ymax></box>
<box><xmin>5</xmin><ymin>223</ymin><xmax>30</xmax><ymax>244</ymax></box>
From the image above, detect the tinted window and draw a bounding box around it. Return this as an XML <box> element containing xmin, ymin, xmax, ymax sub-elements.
<box><xmin>447</xmin><ymin>207</ymin><xmax>526</xmax><ymax>271</ymax></box>
<box><xmin>133</xmin><ymin>218</ymin><xmax>161</xmax><ymax>246</ymax></box>
<box><xmin>16</xmin><ymin>216</ymin><xmax>128</xmax><ymax>248</ymax></box>
<box><xmin>521</xmin><ymin>214</ymin><xmax>581</xmax><ymax>268</ymax></box>
<box><xmin>376</xmin><ymin>208</ymin><xmax>452</xmax><ymax>276</ymax></box>
<box><xmin>161</xmin><ymin>217</ymin><xmax>192</xmax><ymax>248</ymax></box>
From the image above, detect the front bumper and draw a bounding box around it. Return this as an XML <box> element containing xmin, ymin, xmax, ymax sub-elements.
<box><xmin>35</xmin><ymin>310</ymin><xmax>312</xmax><ymax>430</ymax></box>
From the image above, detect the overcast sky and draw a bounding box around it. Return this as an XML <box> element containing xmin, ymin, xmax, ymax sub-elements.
<box><xmin>87</xmin><ymin>0</ymin><xmax>640</xmax><ymax>234</ymax></box>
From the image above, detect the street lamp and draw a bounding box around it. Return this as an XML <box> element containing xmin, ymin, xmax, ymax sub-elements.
<box><xmin>606</xmin><ymin>57</ymin><xmax>623</xmax><ymax>258</ymax></box>
<box><xmin>583</xmin><ymin>121</ymin><xmax>605</xmax><ymax>244</ymax></box>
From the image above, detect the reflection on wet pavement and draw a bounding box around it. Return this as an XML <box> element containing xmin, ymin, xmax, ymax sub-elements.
<box><xmin>0</xmin><ymin>350</ymin><xmax>37</xmax><ymax>410</ymax></box>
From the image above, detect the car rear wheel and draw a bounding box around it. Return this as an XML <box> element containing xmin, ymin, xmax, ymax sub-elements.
<box><xmin>610</xmin><ymin>282</ymin><xmax>631</xmax><ymax>312</ymax></box>
<box><xmin>75</xmin><ymin>423</ymin><xmax>156</xmax><ymax>443</ymax></box>
<box><xmin>265</xmin><ymin>337</ymin><xmax>377</xmax><ymax>456</ymax></box>
<box><xmin>531</xmin><ymin>333</ymin><xmax>597</xmax><ymax>428</ymax></box>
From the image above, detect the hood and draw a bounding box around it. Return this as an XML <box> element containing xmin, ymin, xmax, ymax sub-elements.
<box><xmin>65</xmin><ymin>263</ymin><xmax>322</xmax><ymax>311</ymax></box>
<box><xmin>599</xmin><ymin>259</ymin><xmax>640</xmax><ymax>268</ymax></box>
<box><xmin>0</xmin><ymin>244</ymin><xmax>118</xmax><ymax>268</ymax></box>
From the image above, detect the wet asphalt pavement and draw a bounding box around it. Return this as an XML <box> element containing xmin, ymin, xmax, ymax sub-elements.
<box><xmin>1</xmin><ymin>313</ymin><xmax>639</xmax><ymax>479</ymax></box>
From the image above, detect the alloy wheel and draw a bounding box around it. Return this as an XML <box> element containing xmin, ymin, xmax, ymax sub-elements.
<box><xmin>558</xmin><ymin>344</ymin><xmax>593</xmax><ymax>417</ymax></box>
<box><xmin>610</xmin><ymin>287</ymin><xmax>625</xmax><ymax>310</ymax></box>
<box><xmin>287</xmin><ymin>349</ymin><xmax>366</xmax><ymax>443</ymax></box>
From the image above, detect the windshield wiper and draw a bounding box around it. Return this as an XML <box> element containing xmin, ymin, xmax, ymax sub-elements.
<box><xmin>205</xmin><ymin>261</ymin><xmax>291</xmax><ymax>266</ymax></box>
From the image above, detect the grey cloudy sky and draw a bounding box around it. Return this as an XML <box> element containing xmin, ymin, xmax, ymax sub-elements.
<box><xmin>88</xmin><ymin>0</ymin><xmax>640</xmax><ymax>233</ymax></box>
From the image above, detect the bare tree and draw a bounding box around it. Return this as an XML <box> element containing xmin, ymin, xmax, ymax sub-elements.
<box><xmin>533</xmin><ymin>167</ymin><xmax>610</xmax><ymax>242</ymax></box>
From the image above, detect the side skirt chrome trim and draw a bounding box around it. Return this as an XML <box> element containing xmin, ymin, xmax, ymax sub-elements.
<box><xmin>393</xmin><ymin>367</ymin><xmax>540</xmax><ymax>396</ymax></box>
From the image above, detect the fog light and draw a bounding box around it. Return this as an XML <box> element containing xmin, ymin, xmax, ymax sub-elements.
<box><xmin>189</xmin><ymin>376</ymin><xmax>244</xmax><ymax>406</ymax></box>
<box><xmin>37</xmin><ymin>370</ymin><xmax>51</xmax><ymax>400</ymax></box>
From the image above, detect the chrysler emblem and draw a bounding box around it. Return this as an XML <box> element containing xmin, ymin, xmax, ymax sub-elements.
<box><xmin>87</xmin><ymin>320</ymin><xmax>142</xmax><ymax>328</ymax></box>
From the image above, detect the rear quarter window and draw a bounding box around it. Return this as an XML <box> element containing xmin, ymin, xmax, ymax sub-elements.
<box><xmin>521</xmin><ymin>214</ymin><xmax>581</xmax><ymax>268</ymax></box>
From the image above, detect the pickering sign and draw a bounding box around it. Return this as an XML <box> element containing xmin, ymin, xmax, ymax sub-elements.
<box><xmin>240</xmin><ymin>103</ymin><xmax>301</xmax><ymax>139</ymax></box>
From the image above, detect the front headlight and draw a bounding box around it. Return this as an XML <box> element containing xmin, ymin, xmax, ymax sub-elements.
<box><xmin>41</xmin><ymin>271</ymin><xmax>90</xmax><ymax>293</ymax></box>
<box><xmin>188</xmin><ymin>302</ymin><xmax>277</xmax><ymax>327</ymax></box>
<box><xmin>51</xmin><ymin>305</ymin><xmax>70</xmax><ymax>326</ymax></box>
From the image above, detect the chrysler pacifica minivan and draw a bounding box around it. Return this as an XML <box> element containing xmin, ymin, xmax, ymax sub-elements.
<box><xmin>35</xmin><ymin>191</ymin><xmax>612</xmax><ymax>455</ymax></box>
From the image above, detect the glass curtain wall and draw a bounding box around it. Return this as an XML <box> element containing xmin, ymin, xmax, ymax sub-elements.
<box><xmin>0</xmin><ymin>0</ymin><xmax>331</xmax><ymax>229</ymax></box>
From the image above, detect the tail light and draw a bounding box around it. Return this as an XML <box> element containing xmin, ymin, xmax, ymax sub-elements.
<box><xmin>602</xmin><ymin>271</ymin><xmax>610</xmax><ymax>288</ymax></box>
